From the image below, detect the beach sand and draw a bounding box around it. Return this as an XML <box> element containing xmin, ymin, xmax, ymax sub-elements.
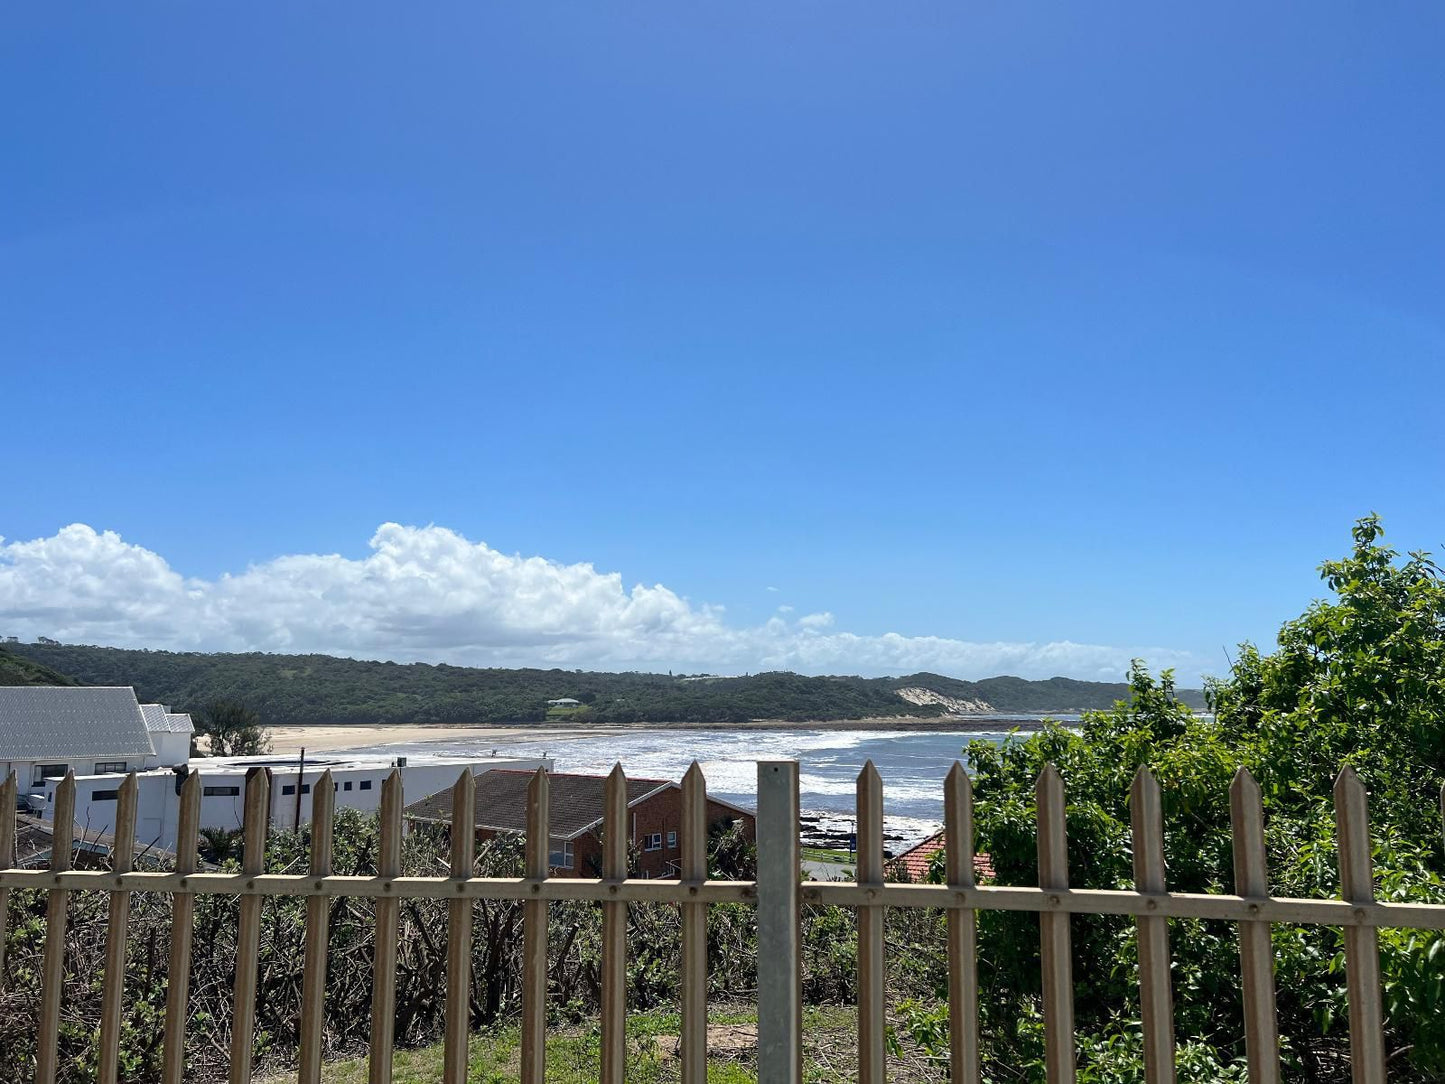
<box><xmin>266</xmin><ymin>724</ymin><xmax>544</xmax><ymax>754</ymax></box>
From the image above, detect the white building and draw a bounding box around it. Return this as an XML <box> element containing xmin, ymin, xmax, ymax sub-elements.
<box><xmin>37</xmin><ymin>751</ymin><xmax>551</xmax><ymax>853</ymax></box>
<box><xmin>3</xmin><ymin>686</ymin><xmax>551</xmax><ymax>854</ymax></box>
<box><xmin>0</xmin><ymin>686</ymin><xmax>183</xmax><ymax>789</ymax></box>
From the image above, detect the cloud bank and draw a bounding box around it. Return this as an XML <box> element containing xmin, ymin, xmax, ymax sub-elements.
<box><xmin>0</xmin><ymin>523</ymin><xmax>1203</xmax><ymax>682</ymax></box>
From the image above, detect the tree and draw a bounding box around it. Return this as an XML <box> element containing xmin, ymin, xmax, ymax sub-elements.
<box><xmin>937</xmin><ymin>516</ymin><xmax>1445</xmax><ymax>1082</ymax></box>
<box><xmin>197</xmin><ymin>699</ymin><xmax>271</xmax><ymax>757</ymax></box>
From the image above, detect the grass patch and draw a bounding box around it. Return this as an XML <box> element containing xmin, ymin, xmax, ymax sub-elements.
<box><xmin>259</xmin><ymin>1006</ymin><xmax>860</xmax><ymax>1084</ymax></box>
<box><xmin>799</xmin><ymin>847</ymin><xmax>854</xmax><ymax>864</ymax></box>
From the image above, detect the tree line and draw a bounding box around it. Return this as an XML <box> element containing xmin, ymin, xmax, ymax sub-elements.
<box><xmin>0</xmin><ymin>644</ymin><xmax>1203</xmax><ymax>725</ymax></box>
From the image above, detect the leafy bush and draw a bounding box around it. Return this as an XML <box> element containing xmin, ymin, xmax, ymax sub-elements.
<box><xmin>931</xmin><ymin>516</ymin><xmax>1445</xmax><ymax>1083</ymax></box>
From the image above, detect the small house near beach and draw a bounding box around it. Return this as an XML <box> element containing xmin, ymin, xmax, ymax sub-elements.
<box><xmin>404</xmin><ymin>769</ymin><xmax>756</xmax><ymax>878</ymax></box>
<box><xmin>888</xmin><ymin>830</ymin><xmax>995</xmax><ymax>882</ymax></box>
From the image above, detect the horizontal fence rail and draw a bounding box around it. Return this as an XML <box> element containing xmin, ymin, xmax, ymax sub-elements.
<box><xmin>0</xmin><ymin>759</ymin><xmax>1434</xmax><ymax>1084</ymax></box>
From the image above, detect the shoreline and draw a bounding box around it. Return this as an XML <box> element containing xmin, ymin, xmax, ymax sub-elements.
<box><xmin>265</xmin><ymin>714</ymin><xmax>1060</xmax><ymax>755</ymax></box>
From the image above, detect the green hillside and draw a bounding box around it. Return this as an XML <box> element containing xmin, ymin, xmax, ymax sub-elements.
<box><xmin>2</xmin><ymin>642</ymin><xmax>1205</xmax><ymax>724</ymax></box>
<box><xmin>0</xmin><ymin>644</ymin><xmax>77</xmax><ymax>686</ymax></box>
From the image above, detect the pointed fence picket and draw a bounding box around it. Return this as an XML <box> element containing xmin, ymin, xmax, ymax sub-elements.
<box><xmin>854</xmin><ymin>761</ymin><xmax>887</xmax><ymax>1083</ymax></box>
<box><xmin>162</xmin><ymin>771</ymin><xmax>201</xmax><ymax>1084</ymax></box>
<box><xmin>1131</xmin><ymin>767</ymin><xmax>1175</xmax><ymax>1084</ymax></box>
<box><xmin>97</xmin><ymin>773</ymin><xmax>138</xmax><ymax>1084</ymax></box>
<box><xmin>1336</xmin><ymin>768</ymin><xmax>1387</xmax><ymax>1084</ymax></box>
<box><xmin>680</xmin><ymin>761</ymin><xmax>711</xmax><ymax>1084</ymax></box>
<box><xmin>599</xmin><ymin>764</ymin><xmax>629</xmax><ymax>1084</ymax></box>
<box><xmin>369</xmin><ymin>769</ymin><xmax>404</xmax><ymax>1084</ymax></box>
<box><xmin>1231</xmin><ymin>767</ymin><xmax>1280</xmax><ymax>1084</ymax></box>
<box><xmin>0</xmin><ymin>758</ymin><xmax>1439</xmax><ymax>1084</ymax></box>
<box><xmin>299</xmin><ymin>769</ymin><xmax>336</xmax><ymax>1084</ymax></box>
<box><xmin>35</xmin><ymin>772</ymin><xmax>75</xmax><ymax>1084</ymax></box>
<box><xmin>231</xmin><ymin>767</ymin><xmax>270</xmax><ymax>1084</ymax></box>
<box><xmin>443</xmin><ymin>770</ymin><xmax>476</xmax><ymax>1084</ymax></box>
<box><xmin>944</xmin><ymin>762</ymin><xmax>981</xmax><ymax>1084</ymax></box>
<box><xmin>521</xmin><ymin>767</ymin><xmax>549</xmax><ymax>1084</ymax></box>
<box><xmin>1036</xmin><ymin>764</ymin><xmax>1076</xmax><ymax>1084</ymax></box>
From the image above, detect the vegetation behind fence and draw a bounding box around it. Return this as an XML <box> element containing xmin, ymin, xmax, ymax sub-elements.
<box><xmin>2</xmin><ymin>754</ymin><xmax>1444</xmax><ymax>1084</ymax></box>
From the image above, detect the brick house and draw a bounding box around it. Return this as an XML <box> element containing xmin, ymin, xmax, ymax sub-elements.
<box><xmin>404</xmin><ymin>769</ymin><xmax>756</xmax><ymax>878</ymax></box>
<box><xmin>888</xmin><ymin>830</ymin><xmax>995</xmax><ymax>882</ymax></box>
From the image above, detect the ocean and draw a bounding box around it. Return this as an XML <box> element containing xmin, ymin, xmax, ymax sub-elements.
<box><xmin>344</xmin><ymin>724</ymin><xmax>1069</xmax><ymax>849</ymax></box>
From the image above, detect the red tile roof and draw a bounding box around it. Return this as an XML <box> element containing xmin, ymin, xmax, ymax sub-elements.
<box><xmin>889</xmin><ymin>831</ymin><xmax>994</xmax><ymax>883</ymax></box>
<box><xmin>405</xmin><ymin>770</ymin><xmax>672</xmax><ymax>839</ymax></box>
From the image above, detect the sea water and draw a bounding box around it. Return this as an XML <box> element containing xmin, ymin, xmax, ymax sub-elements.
<box><xmin>346</xmin><ymin>725</ymin><xmax>1056</xmax><ymax>848</ymax></box>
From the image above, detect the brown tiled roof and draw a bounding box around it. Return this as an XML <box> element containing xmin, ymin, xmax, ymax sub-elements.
<box><xmin>405</xmin><ymin>770</ymin><xmax>672</xmax><ymax>840</ymax></box>
<box><xmin>889</xmin><ymin>831</ymin><xmax>994</xmax><ymax>883</ymax></box>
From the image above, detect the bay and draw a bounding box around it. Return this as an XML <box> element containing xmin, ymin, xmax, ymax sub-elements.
<box><xmin>344</xmin><ymin>723</ymin><xmax>1070</xmax><ymax>848</ymax></box>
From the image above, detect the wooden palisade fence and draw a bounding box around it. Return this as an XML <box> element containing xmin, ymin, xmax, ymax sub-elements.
<box><xmin>0</xmin><ymin>760</ymin><xmax>1439</xmax><ymax>1083</ymax></box>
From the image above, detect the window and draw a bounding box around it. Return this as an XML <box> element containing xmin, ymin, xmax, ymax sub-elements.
<box><xmin>92</xmin><ymin>789</ymin><xmax>119</xmax><ymax>801</ymax></box>
<box><xmin>643</xmin><ymin>832</ymin><xmax>663</xmax><ymax>852</ymax></box>
<box><xmin>666</xmin><ymin>831</ymin><xmax>678</xmax><ymax>850</ymax></box>
<box><xmin>282</xmin><ymin>785</ymin><xmax>296</xmax><ymax>796</ymax></box>
<box><xmin>548</xmin><ymin>841</ymin><xmax>575</xmax><ymax>869</ymax></box>
<box><xmin>344</xmin><ymin>781</ymin><xmax>353</xmax><ymax>791</ymax></box>
<box><xmin>203</xmin><ymin>785</ymin><xmax>240</xmax><ymax>797</ymax></box>
<box><xmin>359</xmin><ymin>780</ymin><xmax>373</xmax><ymax>791</ymax></box>
<box><xmin>95</xmin><ymin>761</ymin><xmax>127</xmax><ymax>775</ymax></box>
<box><xmin>33</xmin><ymin>764</ymin><xmax>67</xmax><ymax>786</ymax></box>
<box><xmin>300</xmin><ymin>783</ymin><xmax>311</xmax><ymax>794</ymax></box>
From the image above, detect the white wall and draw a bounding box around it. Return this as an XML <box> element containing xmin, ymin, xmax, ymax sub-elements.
<box><xmin>35</xmin><ymin>757</ymin><xmax>549</xmax><ymax>854</ymax></box>
<box><xmin>150</xmin><ymin>731</ymin><xmax>190</xmax><ymax>768</ymax></box>
<box><xmin>39</xmin><ymin>772</ymin><xmax>178</xmax><ymax>858</ymax></box>
<box><xmin>260</xmin><ymin>759</ymin><xmax>549</xmax><ymax>832</ymax></box>
<box><xmin>9</xmin><ymin>758</ymin><xmax>145</xmax><ymax>793</ymax></box>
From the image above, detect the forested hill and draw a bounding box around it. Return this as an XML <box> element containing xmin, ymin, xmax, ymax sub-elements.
<box><xmin>0</xmin><ymin>645</ymin><xmax>77</xmax><ymax>686</ymax></box>
<box><xmin>1</xmin><ymin>643</ymin><xmax>1206</xmax><ymax>724</ymax></box>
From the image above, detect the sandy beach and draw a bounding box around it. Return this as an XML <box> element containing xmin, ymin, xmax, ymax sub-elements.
<box><xmin>265</xmin><ymin>723</ymin><xmax>545</xmax><ymax>754</ymax></box>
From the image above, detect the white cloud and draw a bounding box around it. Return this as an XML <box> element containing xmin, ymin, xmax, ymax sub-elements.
<box><xmin>0</xmin><ymin>523</ymin><xmax>1206</xmax><ymax>683</ymax></box>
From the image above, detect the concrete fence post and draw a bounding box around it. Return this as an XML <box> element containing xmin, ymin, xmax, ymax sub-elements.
<box><xmin>756</xmin><ymin>760</ymin><xmax>802</xmax><ymax>1084</ymax></box>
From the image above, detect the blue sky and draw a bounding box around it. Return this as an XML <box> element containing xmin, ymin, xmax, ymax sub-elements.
<box><xmin>3</xmin><ymin>4</ymin><xmax>1442</xmax><ymax>685</ymax></box>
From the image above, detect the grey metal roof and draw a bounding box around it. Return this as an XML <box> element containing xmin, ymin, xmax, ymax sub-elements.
<box><xmin>140</xmin><ymin>704</ymin><xmax>194</xmax><ymax>734</ymax></box>
<box><xmin>0</xmin><ymin>687</ymin><xmax>156</xmax><ymax>761</ymax></box>
<box><xmin>164</xmin><ymin>712</ymin><xmax>194</xmax><ymax>734</ymax></box>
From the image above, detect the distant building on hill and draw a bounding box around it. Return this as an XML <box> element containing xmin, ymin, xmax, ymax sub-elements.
<box><xmin>404</xmin><ymin>769</ymin><xmax>756</xmax><ymax>878</ymax></box>
<box><xmin>546</xmin><ymin>697</ymin><xmax>581</xmax><ymax>707</ymax></box>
